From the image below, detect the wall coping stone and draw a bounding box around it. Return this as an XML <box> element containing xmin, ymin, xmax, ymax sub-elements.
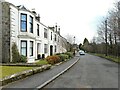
<box><xmin>0</xmin><ymin>63</ymin><xmax>43</xmax><ymax>67</ymax></box>
<box><xmin>0</xmin><ymin>64</ymin><xmax>51</xmax><ymax>86</ymax></box>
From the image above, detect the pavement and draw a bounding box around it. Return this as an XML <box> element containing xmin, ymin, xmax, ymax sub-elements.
<box><xmin>2</xmin><ymin>53</ymin><xmax>80</xmax><ymax>89</ymax></box>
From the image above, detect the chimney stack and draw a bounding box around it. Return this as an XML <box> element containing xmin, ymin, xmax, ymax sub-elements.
<box><xmin>58</xmin><ymin>26</ymin><xmax>60</xmax><ymax>34</ymax></box>
<box><xmin>55</xmin><ymin>23</ymin><xmax>57</xmax><ymax>32</ymax></box>
<box><xmin>31</xmin><ymin>8</ymin><xmax>36</xmax><ymax>15</ymax></box>
<box><xmin>36</xmin><ymin>14</ymin><xmax>40</xmax><ymax>22</ymax></box>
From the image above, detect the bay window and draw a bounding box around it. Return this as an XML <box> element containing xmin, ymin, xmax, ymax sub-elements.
<box><xmin>21</xmin><ymin>41</ymin><xmax>27</xmax><ymax>56</ymax></box>
<box><xmin>21</xmin><ymin>14</ymin><xmax>27</xmax><ymax>32</ymax></box>
<box><xmin>51</xmin><ymin>32</ymin><xmax>52</xmax><ymax>40</ymax></box>
<box><xmin>55</xmin><ymin>45</ymin><xmax>57</xmax><ymax>52</ymax></box>
<box><xmin>44</xmin><ymin>44</ymin><xmax>48</xmax><ymax>53</ymax></box>
<box><xmin>44</xmin><ymin>28</ymin><xmax>48</xmax><ymax>38</ymax></box>
<box><xmin>30</xmin><ymin>41</ymin><xmax>33</xmax><ymax>56</ymax></box>
<box><xmin>37</xmin><ymin>24</ymin><xmax>39</xmax><ymax>36</ymax></box>
<box><xmin>55</xmin><ymin>34</ymin><xmax>57</xmax><ymax>41</ymax></box>
<box><xmin>30</xmin><ymin>16</ymin><xmax>33</xmax><ymax>33</ymax></box>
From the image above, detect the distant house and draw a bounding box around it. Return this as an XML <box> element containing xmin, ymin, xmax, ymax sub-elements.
<box><xmin>0</xmin><ymin>1</ymin><xmax>68</xmax><ymax>63</ymax></box>
<box><xmin>73</xmin><ymin>44</ymin><xmax>79</xmax><ymax>52</ymax></box>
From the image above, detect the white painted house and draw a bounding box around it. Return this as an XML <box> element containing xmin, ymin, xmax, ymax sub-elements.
<box><xmin>0</xmin><ymin>1</ymin><xmax>68</xmax><ymax>63</ymax></box>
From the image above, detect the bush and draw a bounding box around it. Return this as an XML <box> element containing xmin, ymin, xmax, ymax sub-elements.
<box><xmin>12</xmin><ymin>43</ymin><xmax>27</xmax><ymax>63</ymax></box>
<box><xmin>20</xmin><ymin>55</ymin><xmax>27</xmax><ymax>63</ymax></box>
<box><xmin>65</xmin><ymin>52</ymin><xmax>73</xmax><ymax>58</ymax></box>
<box><xmin>12</xmin><ymin>43</ymin><xmax>20</xmax><ymax>63</ymax></box>
<box><xmin>57</xmin><ymin>54</ymin><xmax>69</xmax><ymax>62</ymax></box>
<box><xmin>46</xmin><ymin>55</ymin><xmax>60</xmax><ymax>65</ymax></box>
<box><xmin>57</xmin><ymin>55</ymin><xmax>65</xmax><ymax>61</ymax></box>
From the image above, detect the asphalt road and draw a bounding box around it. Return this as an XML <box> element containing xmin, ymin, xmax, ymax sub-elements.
<box><xmin>44</xmin><ymin>53</ymin><xmax>119</xmax><ymax>88</ymax></box>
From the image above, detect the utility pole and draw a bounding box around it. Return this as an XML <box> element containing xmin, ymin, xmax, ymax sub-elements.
<box><xmin>73</xmin><ymin>36</ymin><xmax>75</xmax><ymax>56</ymax></box>
<box><xmin>73</xmin><ymin>36</ymin><xmax>75</xmax><ymax>44</ymax></box>
<box><xmin>105</xmin><ymin>20</ymin><xmax>108</xmax><ymax>56</ymax></box>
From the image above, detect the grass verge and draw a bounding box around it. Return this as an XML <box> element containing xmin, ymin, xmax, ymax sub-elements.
<box><xmin>0</xmin><ymin>66</ymin><xmax>34</xmax><ymax>79</ymax></box>
<box><xmin>35</xmin><ymin>59</ymin><xmax>48</xmax><ymax>65</ymax></box>
<box><xmin>93</xmin><ymin>53</ymin><xmax>120</xmax><ymax>63</ymax></box>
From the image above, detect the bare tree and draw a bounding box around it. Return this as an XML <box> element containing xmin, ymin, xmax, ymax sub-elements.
<box><xmin>64</xmin><ymin>34</ymin><xmax>74</xmax><ymax>44</ymax></box>
<box><xmin>90</xmin><ymin>1</ymin><xmax>120</xmax><ymax>56</ymax></box>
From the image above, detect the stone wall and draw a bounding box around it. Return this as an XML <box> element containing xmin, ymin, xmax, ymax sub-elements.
<box><xmin>2</xmin><ymin>2</ymin><xmax>10</xmax><ymax>63</ymax></box>
<box><xmin>0</xmin><ymin>64</ymin><xmax>51</xmax><ymax>86</ymax></box>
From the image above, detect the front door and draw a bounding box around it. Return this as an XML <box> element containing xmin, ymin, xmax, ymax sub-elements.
<box><xmin>50</xmin><ymin>45</ymin><xmax>53</xmax><ymax>56</ymax></box>
<box><xmin>37</xmin><ymin>43</ymin><xmax>41</xmax><ymax>59</ymax></box>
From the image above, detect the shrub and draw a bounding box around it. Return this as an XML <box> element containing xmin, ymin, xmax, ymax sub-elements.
<box><xmin>57</xmin><ymin>54</ymin><xmax>69</xmax><ymax>62</ymax></box>
<box><xmin>65</xmin><ymin>52</ymin><xmax>73</xmax><ymax>58</ymax></box>
<box><xmin>12</xmin><ymin>43</ymin><xmax>20</xmax><ymax>63</ymax></box>
<box><xmin>46</xmin><ymin>55</ymin><xmax>60</xmax><ymax>65</ymax></box>
<box><xmin>20</xmin><ymin>55</ymin><xmax>27</xmax><ymax>63</ymax></box>
<box><xmin>57</xmin><ymin>55</ymin><xmax>65</xmax><ymax>61</ymax></box>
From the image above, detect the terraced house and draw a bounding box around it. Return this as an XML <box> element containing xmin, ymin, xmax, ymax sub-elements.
<box><xmin>0</xmin><ymin>1</ymin><xmax>69</xmax><ymax>63</ymax></box>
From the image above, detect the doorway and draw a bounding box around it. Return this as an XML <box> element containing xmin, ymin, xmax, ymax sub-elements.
<box><xmin>50</xmin><ymin>45</ymin><xmax>53</xmax><ymax>56</ymax></box>
<box><xmin>37</xmin><ymin>43</ymin><xmax>41</xmax><ymax>59</ymax></box>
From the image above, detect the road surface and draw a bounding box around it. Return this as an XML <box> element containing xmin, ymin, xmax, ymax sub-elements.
<box><xmin>2</xmin><ymin>53</ymin><xmax>119</xmax><ymax>89</ymax></box>
<box><xmin>44</xmin><ymin>54</ymin><xmax>119</xmax><ymax>88</ymax></box>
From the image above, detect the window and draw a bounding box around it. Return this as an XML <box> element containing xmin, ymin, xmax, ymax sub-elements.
<box><xmin>51</xmin><ymin>32</ymin><xmax>52</xmax><ymax>40</ymax></box>
<box><xmin>29</xmin><ymin>16</ymin><xmax>33</xmax><ymax>33</ymax></box>
<box><xmin>44</xmin><ymin>44</ymin><xmax>48</xmax><ymax>53</ymax></box>
<box><xmin>21</xmin><ymin>14</ymin><xmax>27</xmax><ymax>32</ymax></box>
<box><xmin>44</xmin><ymin>28</ymin><xmax>47</xmax><ymax>38</ymax></box>
<box><xmin>58</xmin><ymin>36</ymin><xmax>59</xmax><ymax>42</ymax></box>
<box><xmin>55</xmin><ymin>45</ymin><xmax>57</xmax><ymax>52</ymax></box>
<box><xmin>21</xmin><ymin>41</ymin><xmax>27</xmax><ymax>56</ymax></box>
<box><xmin>55</xmin><ymin>34</ymin><xmax>57</xmax><ymax>41</ymax></box>
<box><xmin>37</xmin><ymin>24</ymin><xmax>39</xmax><ymax>36</ymax></box>
<box><xmin>30</xmin><ymin>41</ymin><xmax>33</xmax><ymax>56</ymax></box>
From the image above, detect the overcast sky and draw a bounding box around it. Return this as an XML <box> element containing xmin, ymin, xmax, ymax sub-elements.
<box><xmin>6</xmin><ymin>0</ymin><xmax>116</xmax><ymax>44</ymax></box>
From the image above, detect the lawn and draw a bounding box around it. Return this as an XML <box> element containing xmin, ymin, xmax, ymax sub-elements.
<box><xmin>0</xmin><ymin>66</ymin><xmax>34</xmax><ymax>79</ymax></box>
<box><xmin>0</xmin><ymin>60</ymin><xmax>49</xmax><ymax>79</ymax></box>
<box><xmin>35</xmin><ymin>59</ymin><xmax>48</xmax><ymax>65</ymax></box>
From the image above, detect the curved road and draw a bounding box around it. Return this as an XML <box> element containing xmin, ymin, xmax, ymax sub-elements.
<box><xmin>44</xmin><ymin>54</ymin><xmax>119</xmax><ymax>88</ymax></box>
<box><xmin>2</xmin><ymin>53</ymin><xmax>119</xmax><ymax>89</ymax></box>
